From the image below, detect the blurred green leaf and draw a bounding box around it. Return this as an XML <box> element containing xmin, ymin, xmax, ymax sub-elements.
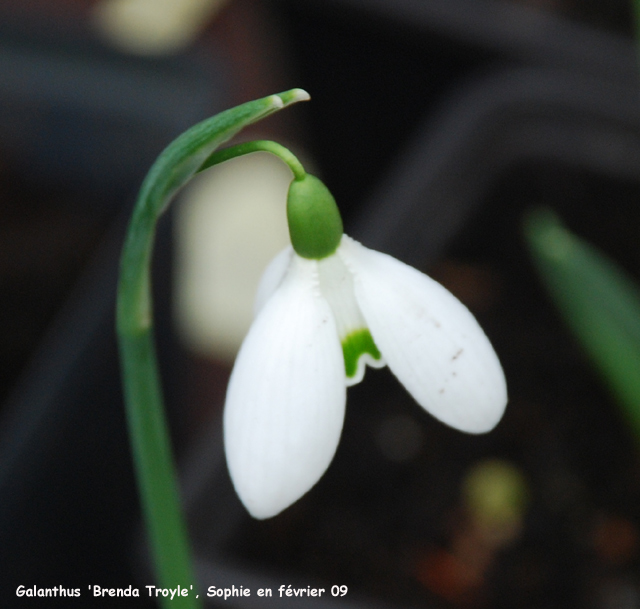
<box><xmin>524</xmin><ymin>208</ymin><xmax>640</xmax><ymax>438</ymax></box>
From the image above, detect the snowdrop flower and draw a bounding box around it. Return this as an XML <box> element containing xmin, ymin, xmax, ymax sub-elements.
<box><xmin>224</xmin><ymin>169</ymin><xmax>507</xmax><ymax>519</ymax></box>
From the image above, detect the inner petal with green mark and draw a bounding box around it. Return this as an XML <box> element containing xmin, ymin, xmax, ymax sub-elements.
<box><xmin>317</xmin><ymin>241</ymin><xmax>385</xmax><ymax>386</ymax></box>
<box><xmin>342</xmin><ymin>329</ymin><xmax>382</xmax><ymax>382</ymax></box>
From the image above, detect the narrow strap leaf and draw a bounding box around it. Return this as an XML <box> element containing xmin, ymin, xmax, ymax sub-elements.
<box><xmin>118</xmin><ymin>88</ymin><xmax>309</xmax><ymax>335</ymax></box>
<box><xmin>116</xmin><ymin>89</ymin><xmax>309</xmax><ymax>609</ymax></box>
<box><xmin>525</xmin><ymin>208</ymin><xmax>640</xmax><ymax>440</ymax></box>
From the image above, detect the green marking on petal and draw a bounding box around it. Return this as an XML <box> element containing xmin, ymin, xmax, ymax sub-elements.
<box><xmin>342</xmin><ymin>329</ymin><xmax>382</xmax><ymax>379</ymax></box>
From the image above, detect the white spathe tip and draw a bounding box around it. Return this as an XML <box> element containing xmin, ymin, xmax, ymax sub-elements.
<box><xmin>276</xmin><ymin>88</ymin><xmax>311</xmax><ymax>108</ymax></box>
<box><xmin>224</xmin><ymin>256</ymin><xmax>346</xmax><ymax>519</ymax></box>
<box><xmin>289</xmin><ymin>88</ymin><xmax>311</xmax><ymax>102</ymax></box>
<box><xmin>339</xmin><ymin>237</ymin><xmax>507</xmax><ymax>434</ymax></box>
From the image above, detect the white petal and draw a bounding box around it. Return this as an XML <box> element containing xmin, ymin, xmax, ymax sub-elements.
<box><xmin>339</xmin><ymin>236</ymin><xmax>507</xmax><ymax>434</ymax></box>
<box><xmin>224</xmin><ymin>255</ymin><xmax>346</xmax><ymax>519</ymax></box>
<box><xmin>253</xmin><ymin>246</ymin><xmax>292</xmax><ymax>316</ymax></box>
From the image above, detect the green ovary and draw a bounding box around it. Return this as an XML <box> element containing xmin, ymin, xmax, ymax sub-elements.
<box><xmin>342</xmin><ymin>329</ymin><xmax>382</xmax><ymax>379</ymax></box>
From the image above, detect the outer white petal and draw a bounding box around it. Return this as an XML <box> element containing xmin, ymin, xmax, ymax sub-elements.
<box><xmin>224</xmin><ymin>255</ymin><xmax>346</xmax><ymax>519</ymax></box>
<box><xmin>253</xmin><ymin>246</ymin><xmax>293</xmax><ymax>316</ymax></box>
<box><xmin>339</xmin><ymin>236</ymin><xmax>507</xmax><ymax>434</ymax></box>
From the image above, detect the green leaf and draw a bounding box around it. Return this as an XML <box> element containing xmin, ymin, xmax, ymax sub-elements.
<box><xmin>524</xmin><ymin>208</ymin><xmax>640</xmax><ymax>439</ymax></box>
<box><xmin>142</xmin><ymin>88</ymin><xmax>309</xmax><ymax>218</ymax></box>
<box><xmin>116</xmin><ymin>90</ymin><xmax>309</xmax><ymax>609</ymax></box>
<box><xmin>118</xmin><ymin>88</ymin><xmax>309</xmax><ymax>336</ymax></box>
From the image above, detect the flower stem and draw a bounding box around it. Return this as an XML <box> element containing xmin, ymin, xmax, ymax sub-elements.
<box><xmin>199</xmin><ymin>140</ymin><xmax>307</xmax><ymax>181</ymax></box>
<box><xmin>118</xmin><ymin>212</ymin><xmax>199</xmax><ymax>609</ymax></box>
<box><xmin>116</xmin><ymin>90</ymin><xmax>309</xmax><ymax>608</ymax></box>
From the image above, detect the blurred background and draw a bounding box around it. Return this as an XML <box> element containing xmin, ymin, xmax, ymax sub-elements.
<box><xmin>1</xmin><ymin>0</ymin><xmax>640</xmax><ymax>607</ymax></box>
